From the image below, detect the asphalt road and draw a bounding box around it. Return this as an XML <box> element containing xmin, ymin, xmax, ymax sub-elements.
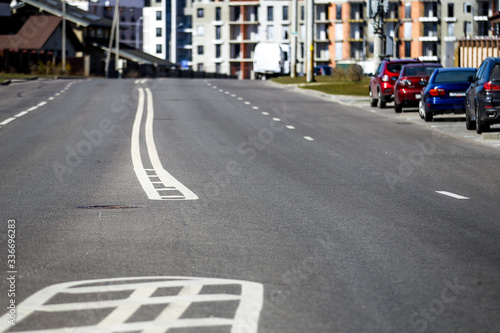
<box><xmin>0</xmin><ymin>77</ymin><xmax>499</xmax><ymax>333</ymax></box>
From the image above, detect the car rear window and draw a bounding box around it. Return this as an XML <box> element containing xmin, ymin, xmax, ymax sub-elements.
<box><xmin>491</xmin><ymin>64</ymin><xmax>500</xmax><ymax>80</ymax></box>
<box><xmin>386</xmin><ymin>63</ymin><xmax>404</xmax><ymax>73</ymax></box>
<box><xmin>434</xmin><ymin>70</ymin><xmax>476</xmax><ymax>83</ymax></box>
<box><xmin>403</xmin><ymin>66</ymin><xmax>439</xmax><ymax>76</ymax></box>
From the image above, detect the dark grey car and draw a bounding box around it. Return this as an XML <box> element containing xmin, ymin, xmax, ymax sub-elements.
<box><xmin>465</xmin><ymin>57</ymin><xmax>500</xmax><ymax>134</ymax></box>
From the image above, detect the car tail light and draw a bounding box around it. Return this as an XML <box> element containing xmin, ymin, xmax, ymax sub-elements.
<box><xmin>429</xmin><ymin>88</ymin><xmax>445</xmax><ymax>96</ymax></box>
<box><xmin>382</xmin><ymin>75</ymin><xmax>389</xmax><ymax>82</ymax></box>
<box><xmin>483</xmin><ymin>81</ymin><xmax>500</xmax><ymax>91</ymax></box>
<box><xmin>400</xmin><ymin>79</ymin><xmax>412</xmax><ymax>86</ymax></box>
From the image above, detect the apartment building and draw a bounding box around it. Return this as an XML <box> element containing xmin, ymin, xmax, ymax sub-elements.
<box><xmin>187</xmin><ymin>0</ymin><xmax>494</xmax><ymax>78</ymax></box>
<box><xmin>88</xmin><ymin>0</ymin><xmax>144</xmax><ymax>50</ymax></box>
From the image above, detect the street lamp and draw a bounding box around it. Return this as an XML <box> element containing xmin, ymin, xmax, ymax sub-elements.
<box><xmin>136</xmin><ymin>16</ymin><xmax>143</xmax><ymax>50</ymax></box>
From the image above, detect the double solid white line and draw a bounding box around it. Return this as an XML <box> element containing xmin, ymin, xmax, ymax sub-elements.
<box><xmin>132</xmin><ymin>87</ymin><xmax>198</xmax><ymax>200</ymax></box>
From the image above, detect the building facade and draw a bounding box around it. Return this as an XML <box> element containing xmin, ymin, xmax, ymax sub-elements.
<box><xmin>178</xmin><ymin>0</ymin><xmax>496</xmax><ymax>77</ymax></box>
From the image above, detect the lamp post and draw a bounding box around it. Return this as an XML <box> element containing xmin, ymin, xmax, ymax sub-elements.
<box><xmin>136</xmin><ymin>16</ymin><xmax>143</xmax><ymax>50</ymax></box>
<box><xmin>62</xmin><ymin>0</ymin><xmax>66</xmax><ymax>74</ymax></box>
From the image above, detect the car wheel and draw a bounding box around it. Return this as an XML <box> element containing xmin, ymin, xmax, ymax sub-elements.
<box><xmin>465</xmin><ymin>108</ymin><xmax>476</xmax><ymax>130</ymax></box>
<box><xmin>394</xmin><ymin>103</ymin><xmax>402</xmax><ymax>113</ymax></box>
<box><xmin>377</xmin><ymin>90</ymin><xmax>386</xmax><ymax>108</ymax></box>
<box><xmin>369</xmin><ymin>90</ymin><xmax>377</xmax><ymax>107</ymax></box>
<box><xmin>424</xmin><ymin>106</ymin><xmax>433</xmax><ymax>122</ymax></box>
<box><xmin>418</xmin><ymin>100</ymin><xmax>425</xmax><ymax>119</ymax></box>
<box><xmin>475</xmin><ymin>107</ymin><xmax>489</xmax><ymax>134</ymax></box>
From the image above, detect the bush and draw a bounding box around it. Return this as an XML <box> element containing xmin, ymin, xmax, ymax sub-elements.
<box><xmin>348</xmin><ymin>64</ymin><xmax>364</xmax><ymax>82</ymax></box>
<box><xmin>332</xmin><ymin>68</ymin><xmax>347</xmax><ymax>81</ymax></box>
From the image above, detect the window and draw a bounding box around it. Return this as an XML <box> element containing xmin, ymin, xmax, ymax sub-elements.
<box><xmin>156</xmin><ymin>11</ymin><xmax>162</xmax><ymax>20</ymax></box>
<box><xmin>155</xmin><ymin>0</ymin><xmax>161</xmax><ymax>3</ymax></box>
<box><xmin>336</xmin><ymin>4</ymin><xmax>342</xmax><ymax>20</ymax></box>
<box><xmin>447</xmin><ymin>23</ymin><xmax>455</xmax><ymax>36</ymax></box>
<box><xmin>282</xmin><ymin>6</ymin><xmax>288</xmax><ymax>20</ymax></box>
<box><xmin>198</xmin><ymin>45</ymin><xmax>204</xmax><ymax>55</ymax></box>
<box><xmin>197</xmin><ymin>63</ymin><xmax>204</xmax><ymax>71</ymax></box>
<box><xmin>301</xmin><ymin>6</ymin><xmax>304</xmax><ymax>20</ymax></box>
<box><xmin>156</xmin><ymin>28</ymin><xmax>162</xmax><ymax>37</ymax></box>
<box><xmin>197</xmin><ymin>25</ymin><xmax>205</xmax><ymax>36</ymax></box>
<box><xmin>130</xmin><ymin>8</ymin><xmax>136</xmax><ymax>22</ymax></box>
<box><xmin>267</xmin><ymin>7</ymin><xmax>273</xmax><ymax>21</ymax></box>
<box><xmin>282</xmin><ymin>25</ymin><xmax>289</xmax><ymax>40</ymax></box>
<box><xmin>464</xmin><ymin>3</ymin><xmax>472</xmax><ymax>14</ymax></box>
<box><xmin>464</xmin><ymin>21</ymin><xmax>472</xmax><ymax>36</ymax></box>
<box><xmin>197</xmin><ymin>8</ymin><xmax>204</xmax><ymax>18</ymax></box>
<box><xmin>215</xmin><ymin>45</ymin><xmax>221</xmax><ymax>58</ymax></box>
<box><xmin>215</xmin><ymin>7</ymin><xmax>221</xmax><ymax>21</ymax></box>
<box><xmin>404</xmin><ymin>22</ymin><xmax>412</xmax><ymax>39</ymax></box>
<box><xmin>404</xmin><ymin>41</ymin><xmax>411</xmax><ymax>57</ymax></box>
<box><xmin>266</xmin><ymin>25</ymin><xmax>274</xmax><ymax>41</ymax></box>
<box><xmin>335</xmin><ymin>41</ymin><xmax>342</xmax><ymax>60</ymax></box>
<box><xmin>216</xmin><ymin>63</ymin><xmax>221</xmax><ymax>74</ymax></box>
<box><xmin>448</xmin><ymin>3</ymin><xmax>454</xmax><ymax>17</ymax></box>
<box><xmin>405</xmin><ymin>3</ymin><xmax>411</xmax><ymax>18</ymax></box>
<box><xmin>215</xmin><ymin>26</ymin><xmax>221</xmax><ymax>39</ymax></box>
<box><xmin>156</xmin><ymin>44</ymin><xmax>162</xmax><ymax>54</ymax></box>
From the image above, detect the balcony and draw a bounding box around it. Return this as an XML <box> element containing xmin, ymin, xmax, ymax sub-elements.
<box><xmin>419</xmin><ymin>36</ymin><xmax>439</xmax><ymax>42</ymax></box>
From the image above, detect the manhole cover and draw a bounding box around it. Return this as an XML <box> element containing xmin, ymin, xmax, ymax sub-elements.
<box><xmin>77</xmin><ymin>205</ymin><xmax>142</xmax><ymax>209</ymax></box>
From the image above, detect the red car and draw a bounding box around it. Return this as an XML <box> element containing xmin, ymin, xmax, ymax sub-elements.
<box><xmin>393</xmin><ymin>63</ymin><xmax>442</xmax><ymax>113</ymax></box>
<box><xmin>369</xmin><ymin>58</ymin><xmax>421</xmax><ymax>108</ymax></box>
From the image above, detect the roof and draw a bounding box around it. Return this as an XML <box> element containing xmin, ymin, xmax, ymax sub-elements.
<box><xmin>0</xmin><ymin>15</ymin><xmax>61</xmax><ymax>49</ymax></box>
<box><xmin>13</xmin><ymin>0</ymin><xmax>113</xmax><ymax>28</ymax></box>
<box><xmin>89</xmin><ymin>38</ymin><xmax>174</xmax><ymax>66</ymax></box>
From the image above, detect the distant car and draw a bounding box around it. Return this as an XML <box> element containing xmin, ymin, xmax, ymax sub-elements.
<box><xmin>314</xmin><ymin>65</ymin><xmax>332</xmax><ymax>76</ymax></box>
<box><xmin>393</xmin><ymin>63</ymin><xmax>442</xmax><ymax>113</ymax></box>
<box><xmin>419</xmin><ymin>67</ymin><xmax>476</xmax><ymax>122</ymax></box>
<box><xmin>465</xmin><ymin>57</ymin><xmax>500</xmax><ymax>134</ymax></box>
<box><xmin>369</xmin><ymin>58</ymin><xmax>422</xmax><ymax>108</ymax></box>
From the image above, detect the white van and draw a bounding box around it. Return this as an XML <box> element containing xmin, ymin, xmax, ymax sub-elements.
<box><xmin>253</xmin><ymin>43</ymin><xmax>290</xmax><ymax>80</ymax></box>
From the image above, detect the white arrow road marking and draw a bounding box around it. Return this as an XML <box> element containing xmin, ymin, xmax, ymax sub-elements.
<box><xmin>132</xmin><ymin>87</ymin><xmax>198</xmax><ymax>200</ymax></box>
<box><xmin>435</xmin><ymin>191</ymin><xmax>469</xmax><ymax>200</ymax></box>
<box><xmin>0</xmin><ymin>276</ymin><xmax>264</xmax><ymax>333</ymax></box>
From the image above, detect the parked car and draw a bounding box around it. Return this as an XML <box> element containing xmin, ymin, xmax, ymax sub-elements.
<box><xmin>465</xmin><ymin>57</ymin><xmax>500</xmax><ymax>134</ymax></box>
<box><xmin>393</xmin><ymin>63</ymin><xmax>442</xmax><ymax>113</ymax></box>
<box><xmin>369</xmin><ymin>58</ymin><xmax>421</xmax><ymax>108</ymax></box>
<box><xmin>253</xmin><ymin>43</ymin><xmax>290</xmax><ymax>80</ymax></box>
<box><xmin>314</xmin><ymin>65</ymin><xmax>333</xmax><ymax>76</ymax></box>
<box><xmin>419</xmin><ymin>67</ymin><xmax>476</xmax><ymax>122</ymax></box>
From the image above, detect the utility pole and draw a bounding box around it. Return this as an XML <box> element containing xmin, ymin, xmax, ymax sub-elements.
<box><xmin>372</xmin><ymin>0</ymin><xmax>386</xmax><ymax>71</ymax></box>
<box><xmin>105</xmin><ymin>0</ymin><xmax>120</xmax><ymax>78</ymax></box>
<box><xmin>115</xmin><ymin>0</ymin><xmax>121</xmax><ymax>77</ymax></box>
<box><xmin>305</xmin><ymin>0</ymin><xmax>314</xmax><ymax>82</ymax></box>
<box><xmin>62</xmin><ymin>0</ymin><xmax>66</xmax><ymax>74</ymax></box>
<box><xmin>290</xmin><ymin>0</ymin><xmax>297</xmax><ymax>78</ymax></box>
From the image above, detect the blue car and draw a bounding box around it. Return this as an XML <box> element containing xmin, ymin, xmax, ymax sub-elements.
<box><xmin>419</xmin><ymin>67</ymin><xmax>477</xmax><ymax>122</ymax></box>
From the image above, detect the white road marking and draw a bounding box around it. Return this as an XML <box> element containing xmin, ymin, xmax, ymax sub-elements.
<box><xmin>225</xmin><ymin>91</ymin><xmax>230</xmax><ymax>94</ymax></box>
<box><xmin>212</xmin><ymin>86</ymin><xmax>217</xmax><ymax>89</ymax></box>
<box><xmin>237</xmin><ymin>97</ymin><xmax>243</xmax><ymax>100</ymax></box>
<box><xmin>0</xmin><ymin>276</ymin><xmax>264</xmax><ymax>333</ymax></box>
<box><xmin>27</xmin><ymin>106</ymin><xmax>38</xmax><ymax>111</ymax></box>
<box><xmin>48</xmin><ymin>97</ymin><xmax>55</xmax><ymax>100</ymax></box>
<box><xmin>219</xmin><ymin>89</ymin><xmax>224</xmax><ymax>92</ymax></box>
<box><xmin>435</xmin><ymin>191</ymin><xmax>469</xmax><ymax>200</ymax></box>
<box><xmin>231</xmin><ymin>94</ymin><xmax>236</xmax><ymax>97</ymax></box>
<box><xmin>55</xmin><ymin>93</ymin><xmax>60</xmax><ymax>96</ymax></box>
<box><xmin>304</xmin><ymin>136</ymin><xmax>314</xmax><ymax>141</ymax></box>
<box><xmin>286</xmin><ymin>125</ymin><xmax>295</xmax><ymax>129</ymax></box>
<box><xmin>15</xmin><ymin>111</ymin><xmax>28</xmax><ymax>118</ymax></box>
<box><xmin>244</xmin><ymin>101</ymin><xmax>251</xmax><ymax>105</ymax></box>
<box><xmin>37</xmin><ymin>101</ymin><xmax>47</xmax><ymax>107</ymax></box>
<box><xmin>252</xmin><ymin>106</ymin><xmax>259</xmax><ymax>110</ymax></box>
<box><xmin>272</xmin><ymin>118</ymin><xmax>281</xmax><ymax>121</ymax></box>
<box><xmin>144</xmin><ymin>88</ymin><xmax>198</xmax><ymax>200</ymax></box>
<box><xmin>131</xmin><ymin>87</ymin><xmax>198</xmax><ymax>201</ymax></box>
<box><xmin>261</xmin><ymin>112</ymin><xmax>269</xmax><ymax>115</ymax></box>
<box><xmin>0</xmin><ymin>118</ymin><xmax>16</xmax><ymax>125</ymax></box>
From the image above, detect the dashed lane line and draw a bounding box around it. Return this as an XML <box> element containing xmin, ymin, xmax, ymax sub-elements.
<box><xmin>286</xmin><ymin>125</ymin><xmax>295</xmax><ymax>129</ymax></box>
<box><xmin>435</xmin><ymin>191</ymin><xmax>469</xmax><ymax>200</ymax></box>
<box><xmin>0</xmin><ymin>118</ymin><xmax>16</xmax><ymax>126</ymax></box>
<box><xmin>304</xmin><ymin>136</ymin><xmax>314</xmax><ymax>141</ymax></box>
